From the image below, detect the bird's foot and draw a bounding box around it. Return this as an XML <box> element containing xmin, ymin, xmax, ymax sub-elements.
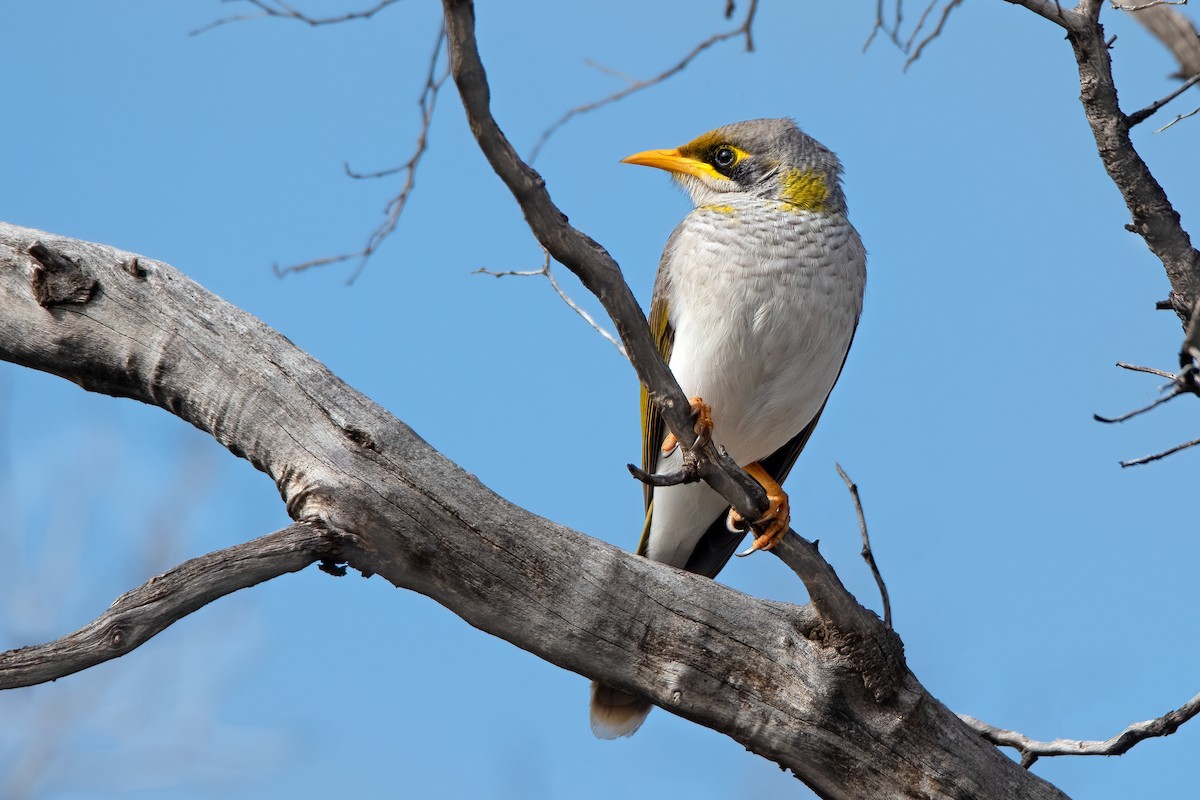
<box><xmin>661</xmin><ymin>396</ymin><xmax>714</xmax><ymax>453</ymax></box>
<box><xmin>729</xmin><ymin>462</ymin><xmax>791</xmax><ymax>557</ymax></box>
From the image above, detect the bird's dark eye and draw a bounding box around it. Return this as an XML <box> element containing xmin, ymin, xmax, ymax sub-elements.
<box><xmin>713</xmin><ymin>146</ymin><xmax>736</xmax><ymax>169</ymax></box>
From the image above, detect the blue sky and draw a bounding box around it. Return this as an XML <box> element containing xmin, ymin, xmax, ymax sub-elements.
<box><xmin>3</xmin><ymin>2</ymin><xmax>1199</xmax><ymax>798</ymax></box>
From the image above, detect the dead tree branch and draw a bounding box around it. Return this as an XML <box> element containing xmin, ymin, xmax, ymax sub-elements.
<box><xmin>0</xmin><ymin>521</ymin><xmax>336</xmax><ymax>689</ymax></box>
<box><xmin>961</xmin><ymin>689</ymin><xmax>1200</xmax><ymax>768</ymax></box>
<box><xmin>836</xmin><ymin>464</ymin><xmax>892</xmax><ymax>629</ymax></box>
<box><xmin>1127</xmin><ymin>73</ymin><xmax>1200</xmax><ymax>125</ymax></box>
<box><xmin>473</xmin><ymin>251</ymin><xmax>628</xmax><ymax>357</ymax></box>
<box><xmin>274</xmin><ymin>24</ymin><xmax>449</xmax><ymax>282</ymax></box>
<box><xmin>191</xmin><ymin>0</ymin><xmax>403</xmax><ymax>36</ymax></box>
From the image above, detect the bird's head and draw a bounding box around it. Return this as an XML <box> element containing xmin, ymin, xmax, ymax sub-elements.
<box><xmin>621</xmin><ymin>118</ymin><xmax>846</xmax><ymax>213</ymax></box>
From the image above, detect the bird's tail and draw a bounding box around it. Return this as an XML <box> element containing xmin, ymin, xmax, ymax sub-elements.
<box><xmin>589</xmin><ymin>681</ymin><xmax>652</xmax><ymax>739</ymax></box>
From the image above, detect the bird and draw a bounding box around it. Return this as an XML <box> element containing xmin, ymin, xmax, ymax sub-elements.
<box><xmin>589</xmin><ymin>118</ymin><xmax>866</xmax><ymax>739</ymax></box>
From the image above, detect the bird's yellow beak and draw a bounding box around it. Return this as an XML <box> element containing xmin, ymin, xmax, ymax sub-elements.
<box><xmin>621</xmin><ymin>148</ymin><xmax>720</xmax><ymax>181</ymax></box>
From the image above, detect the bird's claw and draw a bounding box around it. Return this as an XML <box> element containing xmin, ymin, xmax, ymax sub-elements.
<box><xmin>689</xmin><ymin>397</ymin><xmax>713</xmax><ymax>450</ymax></box>
<box><xmin>730</xmin><ymin>463</ymin><xmax>791</xmax><ymax>557</ymax></box>
<box><xmin>660</xmin><ymin>396</ymin><xmax>714</xmax><ymax>454</ymax></box>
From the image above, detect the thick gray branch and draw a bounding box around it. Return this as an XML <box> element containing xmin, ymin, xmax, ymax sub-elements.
<box><xmin>0</xmin><ymin>222</ymin><xmax>1068</xmax><ymax>798</ymax></box>
<box><xmin>0</xmin><ymin>522</ymin><xmax>334</xmax><ymax>689</ymax></box>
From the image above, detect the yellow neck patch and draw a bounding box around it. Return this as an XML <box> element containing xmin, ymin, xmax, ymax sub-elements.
<box><xmin>780</xmin><ymin>168</ymin><xmax>829</xmax><ymax>212</ymax></box>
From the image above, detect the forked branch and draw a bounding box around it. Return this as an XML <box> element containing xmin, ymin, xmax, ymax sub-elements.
<box><xmin>961</xmin><ymin>689</ymin><xmax>1200</xmax><ymax>768</ymax></box>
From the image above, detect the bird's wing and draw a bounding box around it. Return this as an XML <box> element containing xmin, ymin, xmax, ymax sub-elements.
<box><xmin>682</xmin><ymin>329</ymin><xmax>859</xmax><ymax>578</ymax></box>
<box><xmin>634</xmin><ymin>237</ymin><xmax>678</xmax><ymax>557</ymax></box>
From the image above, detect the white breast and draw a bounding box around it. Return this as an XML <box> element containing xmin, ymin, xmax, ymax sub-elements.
<box><xmin>644</xmin><ymin>202</ymin><xmax>865</xmax><ymax>567</ymax></box>
<box><xmin>664</xmin><ymin>204</ymin><xmax>864</xmax><ymax>465</ymax></box>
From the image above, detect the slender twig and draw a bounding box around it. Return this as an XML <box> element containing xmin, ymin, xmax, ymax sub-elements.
<box><xmin>191</xmin><ymin>0</ymin><xmax>403</xmax><ymax>36</ymax></box>
<box><xmin>961</xmin><ymin>689</ymin><xmax>1200</xmax><ymax>768</ymax></box>
<box><xmin>836</xmin><ymin>464</ymin><xmax>891</xmax><ymax>629</ymax></box>
<box><xmin>473</xmin><ymin>252</ymin><xmax>628</xmax><ymax>357</ymax></box>
<box><xmin>275</xmin><ymin>24</ymin><xmax>448</xmax><ymax>282</ymax></box>
<box><xmin>904</xmin><ymin>0</ymin><xmax>964</xmax><ymax>68</ymax></box>
<box><xmin>1155</xmin><ymin>104</ymin><xmax>1200</xmax><ymax>131</ymax></box>
<box><xmin>864</xmin><ymin>0</ymin><xmax>904</xmax><ymax>50</ymax></box>
<box><xmin>1111</xmin><ymin>0</ymin><xmax>1187</xmax><ymax>10</ymax></box>
<box><xmin>1094</xmin><ymin>385</ymin><xmax>1185</xmax><ymax>423</ymax></box>
<box><xmin>1120</xmin><ymin>435</ymin><xmax>1200</xmax><ymax>466</ymax></box>
<box><xmin>626</xmin><ymin>462</ymin><xmax>700</xmax><ymax>487</ymax></box>
<box><xmin>1127</xmin><ymin>73</ymin><xmax>1200</xmax><ymax>126</ymax></box>
<box><xmin>1117</xmin><ymin>360</ymin><xmax>1178</xmax><ymax>378</ymax></box>
<box><xmin>527</xmin><ymin>0</ymin><xmax>759</xmax><ymax>163</ymax></box>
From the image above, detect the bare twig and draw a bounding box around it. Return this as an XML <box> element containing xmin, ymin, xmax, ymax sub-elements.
<box><xmin>0</xmin><ymin>522</ymin><xmax>338</xmax><ymax>689</ymax></box>
<box><xmin>1116</xmin><ymin>360</ymin><xmax>1177</xmax><ymax>378</ymax></box>
<box><xmin>1112</xmin><ymin>0</ymin><xmax>1188</xmax><ymax>11</ymax></box>
<box><xmin>903</xmin><ymin>0</ymin><xmax>945</xmax><ymax>51</ymax></box>
<box><xmin>1094</xmin><ymin>385</ymin><xmax>1185</xmax><ymax>422</ymax></box>
<box><xmin>1095</xmin><ymin>359</ymin><xmax>1200</xmax><ymax>459</ymax></box>
<box><xmin>527</xmin><ymin>0</ymin><xmax>759</xmax><ymax>162</ymax></box>
<box><xmin>1120</xmin><ymin>434</ymin><xmax>1200</xmax><ymax>465</ymax></box>
<box><xmin>1155</xmin><ymin>104</ymin><xmax>1200</xmax><ymax>130</ymax></box>
<box><xmin>191</xmin><ymin>0</ymin><xmax>403</xmax><ymax>36</ymax></box>
<box><xmin>626</xmin><ymin>461</ymin><xmax>701</xmax><ymax>488</ymax></box>
<box><xmin>474</xmin><ymin>252</ymin><xmax>628</xmax><ymax>357</ymax></box>
<box><xmin>1126</xmin><ymin>73</ymin><xmax>1200</xmax><ymax>125</ymax></box>
<box><xmin>836</xmin><ymin>464</ymin><xmax>891</xmax><ymax>629</ymax></box>
<box><xmin>863</xmin><ymin>0</ymin><xmax>969</xmax><ymax>65</ymax></box>
<box><xmin>961</xmin><ymin>689</ymin><xmax>1200</xmax><ymax>768</ymax></box>
<box><xmin>275</xmin><ymin>24</ymin><xmax>448</xmax><ymax>282</ymax></box>
<box><xmin>864</xmin><ymin>0</ymin><xmax>905</xmax><ymax>50</ymax></box>
<box><xmin>905</xmin><ymin>0</ymin><xmax>964</xmax><ymax>68</ymax></box>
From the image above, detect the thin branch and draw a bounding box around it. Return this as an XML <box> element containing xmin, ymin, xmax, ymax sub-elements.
<box><xmin>865</xmin><ymin>0</ymin><xmax>906</xmax><ymax>50</ymax></box>
<box><xmin>527</xmin><ymin>0</ymin><xmax>759</xmax><ymax>163</ymax></box>
<box><xmin>191</xmin><ymin>0</ymin><xmax>403</xmax><ymax>36</ymax></box>
<box><xmin>905</xmin><ymin>0</ymin><xmax>964</xmax><ymax>68</ymax></box>
<box><xmin>1116</xmin><ymin>360</ymin><xmax>1177</xmax><ymax>378</ymax></box>
<box><xmin>1154</xmin><ymin>104</ymin><xmax>1200</xmax><ymax>131</ymax></box>
<box><xmin>474</xmin><ymin>252</ymin><xmax>628</xmax><ymax>357</ymax></box>
<box><xmin>1094</xmin><ymin>385</ymin><xmax>1185</xmax><ymax>422</ymax></box>
<box><xmin>903</xmin><ymin>0</ymin><xmax>946</xmax><ymax>51</ymax></box>
<box><xmin>1120</xmin><ymin>434</ymin><xmax>1200</xmax><ymax>465</ymax></box>
<box><xmin>961</xmin><ymin>689</ymin><xmax>1200</xmax><ymax>768</ymax></box>
<box><xmin>275</xmin><ymin>23</ymin><xmax>449</xmax><ymax>283</ymax></box>
<box><xmin>626</xmin><ymin>461</ymin><xmax>701</xmax><ymax>488</ymax></box>
<box><xmin>1127</xmin><ymin>73</ymin><xmax>1200</xmax><ymax>125</ymax></box>
<box><xmin>0</xmin><ymin>522</ymin><xmax>340</xmax><ymax>689</ymax></box>
<box><xmin>836</xmin><ymin>464</ymin><xmax>891</xmax><ymax>629</ymax></box>
<box><xmin>1112</xmin><ymin>0</ymin><xmax>1188</xmax><ymax>11</ymax></box>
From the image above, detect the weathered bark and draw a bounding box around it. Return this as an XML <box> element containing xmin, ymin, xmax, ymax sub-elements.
<box><xmin>0</xmin><ymin>222</ymin><xmax>1068</xmax><ymax>798</ymax></box>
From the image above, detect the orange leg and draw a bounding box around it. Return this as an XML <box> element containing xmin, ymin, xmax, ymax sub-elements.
<box><xmin>728</xmin><ymin>462</ymin><xmax>791</xmax><ymax>556</ymax></box>
<box><xmin>661</xmin><ymin>397</ymin><xmax>714</xmax><ymax>454</ymax></box>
